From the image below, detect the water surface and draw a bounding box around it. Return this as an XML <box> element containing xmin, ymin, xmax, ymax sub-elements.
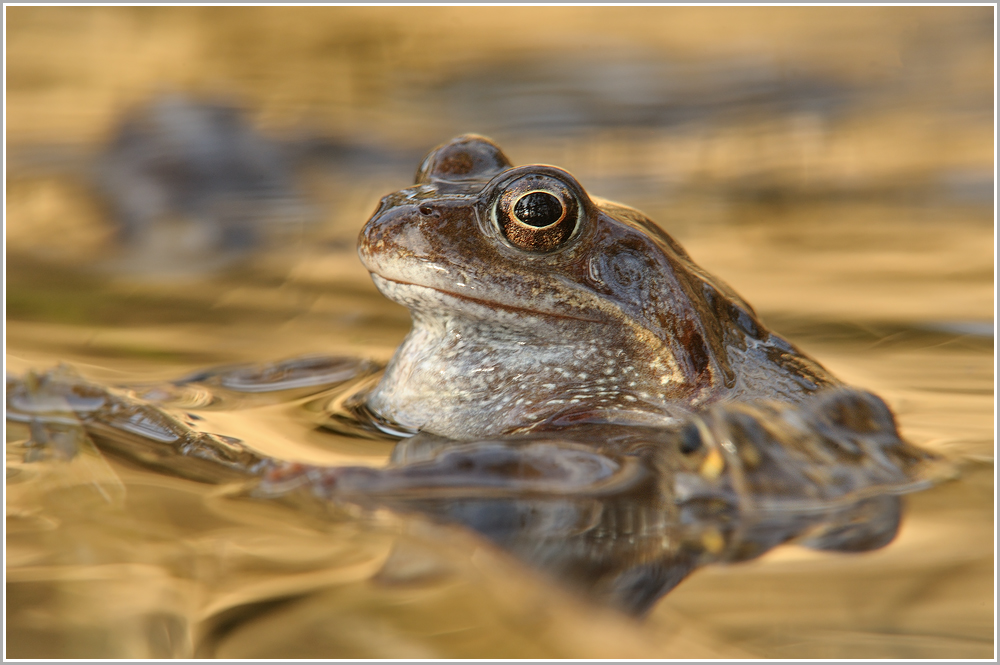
<box><xmin>5</xmin><ymin>6</ymin><xmax>994</xmax><ymax>658</ymax></box>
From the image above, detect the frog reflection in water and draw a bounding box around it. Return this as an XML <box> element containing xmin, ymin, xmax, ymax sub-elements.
<box><xmin>6</xmin><ymin>136</ymin><xmax>945</xmax><ymax>619</ymax></box>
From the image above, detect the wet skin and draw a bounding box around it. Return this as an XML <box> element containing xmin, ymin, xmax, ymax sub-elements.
<box><xmin>360</xmin><ymin>135</ymin><xmax>833</xmax><ymax>440</ymax></box>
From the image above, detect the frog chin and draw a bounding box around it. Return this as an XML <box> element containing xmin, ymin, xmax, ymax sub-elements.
<box><xmin>363</xmin><ymin>306</ymin><xmax>696</xmax><ymax>440</ymax></box>
<box><xmin>369</xmin><ymin>273</ymin><xmax>603</xmax><ymax>326</ymax></box>
<box><xmin>366</xmin><ymin>363</ymin><xmax>683</xmax><ymax>440</ymax></box>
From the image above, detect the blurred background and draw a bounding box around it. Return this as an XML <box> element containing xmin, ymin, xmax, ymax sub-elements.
<box><xmin>6</xmin><ymin>7</ymin><xmax>994</xmax><ymax>319</ymax></box>
<box><xmin>5</xmin><ymin>6</ymin><xmax>995</xmax><ymax>659</ymax></box>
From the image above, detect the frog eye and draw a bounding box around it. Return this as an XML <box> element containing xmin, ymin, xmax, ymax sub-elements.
<box><xmin>513</xmin><ymin>191</ymin><xmax>564</xmax><ymax>227</ymax></box>
<box><xmin>493</xmin><ymin>174</ymin><xmax>581</xmax><ymax>252</ymax></box>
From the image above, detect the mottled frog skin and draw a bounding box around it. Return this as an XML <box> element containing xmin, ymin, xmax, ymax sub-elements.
<box><xmin>360</xmin><ymin>135</ymin><xmax>834</xmax><ymax>440</ymax></box>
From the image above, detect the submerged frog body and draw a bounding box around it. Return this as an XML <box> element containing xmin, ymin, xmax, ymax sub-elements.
<box><xmin>360</xmin><ymin>135</ymin><xmax>832</xmax><ymax>439</ymax></box>
<box><xmin>7</xmin><ymin>361</ymin><xmax>943</xmax><ymax>615</ymax></box>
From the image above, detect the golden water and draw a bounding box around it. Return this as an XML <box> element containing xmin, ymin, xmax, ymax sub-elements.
<box><xmin>5</xmin><ymin>6</ymin><xmax>995</xmax><ymax>658</ymax></box>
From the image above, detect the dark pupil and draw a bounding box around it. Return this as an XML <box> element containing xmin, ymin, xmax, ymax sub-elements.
<box><xmin>513</xmin><ymin>191</ymin><xmax>563</xmax><ymax>228</ymax></box>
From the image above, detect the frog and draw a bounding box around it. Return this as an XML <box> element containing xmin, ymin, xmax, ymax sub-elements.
<box><xmin>5</xmin><ymin>135</ymin><xmax>947</xmax><ymax>617</ymax></box>
<box><xmin>359</xmin><ymin>134</ymin><xmax>835</xmax><ymax>440</ymax></box>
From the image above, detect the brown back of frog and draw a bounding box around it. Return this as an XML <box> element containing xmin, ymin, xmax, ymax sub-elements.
<box><xmin>593</xmin><ymin>196</ymin><xmax>837</xmax><ymax>407</ymax></box>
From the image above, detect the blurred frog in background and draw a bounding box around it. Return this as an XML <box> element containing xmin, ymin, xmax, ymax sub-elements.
<box><xmin>95</xmin><ymin>94</ymin><xmax>316</xmax><ymax>260</ymax></box>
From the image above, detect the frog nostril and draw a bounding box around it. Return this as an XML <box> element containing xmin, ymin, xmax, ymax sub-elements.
<box><xmin>419</xmin><ymin>205</ymin><xmax>434</xmax><ymax>216</ymax></box>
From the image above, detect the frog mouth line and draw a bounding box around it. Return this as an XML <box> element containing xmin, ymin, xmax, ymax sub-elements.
<box><xmin>370</xmin><ymin>274</ymin><xmax>604</xmax><ymax>323</ymax></box>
